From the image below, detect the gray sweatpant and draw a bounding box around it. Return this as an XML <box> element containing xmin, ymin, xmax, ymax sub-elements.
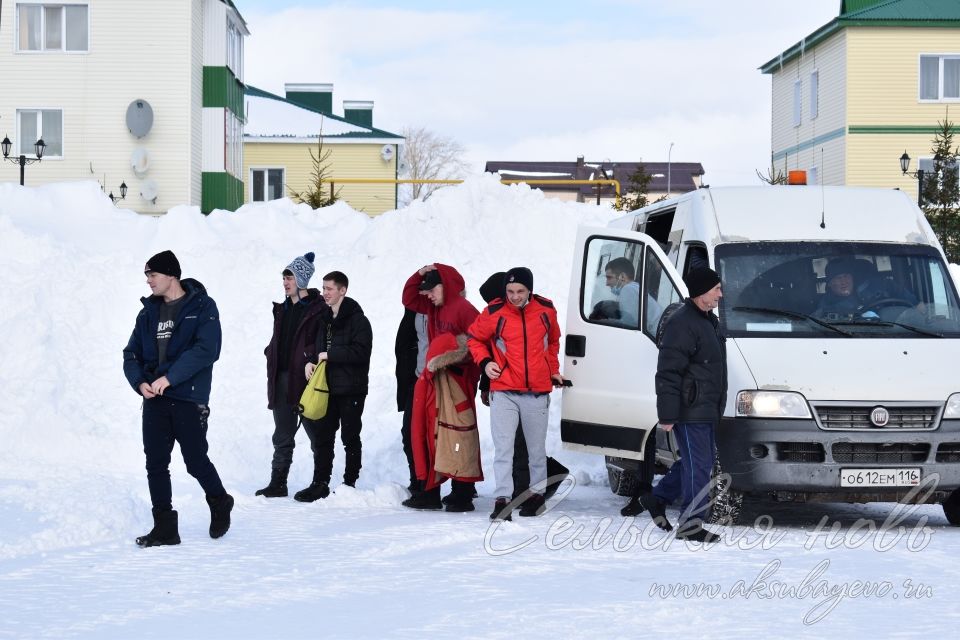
<box><xmin>490</xmin><ymin>391</ymin><xmax>549</xmax><ymax>499</ymax></box>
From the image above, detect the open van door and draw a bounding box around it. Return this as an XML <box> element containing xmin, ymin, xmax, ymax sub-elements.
<box><xmin>561</xmin><ymin>225</ymin><xmax>687</xmax><ymax>463</ymax></box>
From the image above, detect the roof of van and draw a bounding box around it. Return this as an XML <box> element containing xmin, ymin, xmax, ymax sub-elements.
<box><xmin>653</xmin><ymin>186</ymin><xmax>935</xmax><ymax>245</ymax></box>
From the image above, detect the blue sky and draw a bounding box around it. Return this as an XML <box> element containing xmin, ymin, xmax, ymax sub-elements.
<box><xmin>234</xmin><ymin>1</ymin><xmax>839</xmax><ymax>184</ymax></box>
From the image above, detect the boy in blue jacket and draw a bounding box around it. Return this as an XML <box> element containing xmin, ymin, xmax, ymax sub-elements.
<box><xmin>123</xmin><ymin>250</ymin><xmax>233</xmax><ymax>547</ymax></box>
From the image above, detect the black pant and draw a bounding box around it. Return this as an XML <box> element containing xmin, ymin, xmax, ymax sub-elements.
<box><xmin>512</xmin><ymin>424</ymin><xmax>530</xmax><ymax>498</ymax></box>
<box><xmin>315</xmin><ymin>394</ymin><xmax>365</xmax><ymax>485</ymax></box>
<box><xmin>400</xmin><ymin>383</ymin><xmax>416</xmax><ymax>482</ymax></box>
<box><xmin>271</xmin><ymin>372</ymin><xmax>322</xmax><ymax>469</ymax></box>
<box><xmin>142</xmin><ymin>396</ymin><xmax>226</xmax><ymax>511</ymax></box>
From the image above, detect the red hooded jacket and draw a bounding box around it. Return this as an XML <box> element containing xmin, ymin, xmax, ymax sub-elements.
<box><xmin>402</xmin><ymin>263</ymin><xmax>480</xmax><ymax>341</ymax></box>
<box><xmin>467</xmin><ymin>294</ymin><xmax>561</xmax><ymax>394</ymax></box>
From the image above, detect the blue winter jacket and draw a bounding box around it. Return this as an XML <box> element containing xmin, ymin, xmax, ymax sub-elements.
<box><xmin>122</xmin><ymin>278</ymin><xmax>222</xmax><ymax>404</ymax></box>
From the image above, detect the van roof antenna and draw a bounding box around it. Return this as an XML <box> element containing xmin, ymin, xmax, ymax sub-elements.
<box><xmin>819</xmin><ymin>147</ymin><xmax>826</xmax><ymax>229</ymax></box>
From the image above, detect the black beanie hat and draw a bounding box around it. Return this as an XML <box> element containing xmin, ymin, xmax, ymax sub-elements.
<box><xmin>683</xmin><ymin>267</ymin><xmax>721</xmax><ymax>299</ymax></box>
<box><xmin>145</xmin><ymin>250</ymin><xmax>181</xmax><ymax>279</ymax></box>
<box><xmin>504</xmin><ymin>267</ymin><xmax>534</xmax><ymax>293</ymax></box>
<box><xmin>479</xmin><ymin>272</ymin><xmax>506</xmax><ymax>303</ymax></box>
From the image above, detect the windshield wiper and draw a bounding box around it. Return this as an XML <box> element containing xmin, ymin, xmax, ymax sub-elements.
<box><xmin>731</xmin><ymin>306</ymin><xmax>853</xmax><ymax>336</ymax></box>
<box><xmin>832</xmin><ymin>319</ymin><xmax>943</xmax><ymax>338</ymax></box>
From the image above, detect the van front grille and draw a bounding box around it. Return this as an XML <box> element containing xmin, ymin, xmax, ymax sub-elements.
<box><xmin>832</xmin><ymin>442</ymin><xmax>929</xmax><ymax>464</ymax></box>
<box><xmin>814</xmin><ymin>405</ymin><xmax>939</xmax><ymax>430</ymax></box>
<box><xmin>936</xmin><ymin>443</ymin><xmax>960</xmax><ymax>463</ymax></box>
<box><xmin>776</xmin><ymin>442</ymin><xmax>825</xmax><ymax>463</ymax></box>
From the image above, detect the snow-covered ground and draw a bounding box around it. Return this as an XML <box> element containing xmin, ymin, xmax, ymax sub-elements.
<box><xmin>1</xmin><ymin>176</ymin><xmax>959</xmax><ymax>638</ymax></box>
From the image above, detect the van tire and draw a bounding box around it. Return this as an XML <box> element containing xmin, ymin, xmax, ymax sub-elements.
<box><xmin>607</xmin><ymin>466</ymin><xmax>640</xmax><ymax>497</ymax></box>
<box><xmin>709</xmin><ymin>456</ymin><xmax>743</xmax><ymax>525</ymax></box>
<box><xmin>943</xmin><ymin>488</ymin><xmax>960</xmax><ymax>526</ymax></box>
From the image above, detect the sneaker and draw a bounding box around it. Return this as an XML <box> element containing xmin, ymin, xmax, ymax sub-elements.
<box><xmin>639</xmin><ymin>492</ymin><xmax>673</xmax><ymax>531</ymax></box>
<box><xmin>294</xmin><ymin>481</ymin><xmax>330</xmax><ymax>502</ymax></box>
<box><xmin>518</xmin><ymin>493</ymin><xmax>546</xmax><ymax>517</ymax></box>
<box><xmin>620</xmin><ymin>497</ymin><xmax>645</xmax><ymax>517</ymax></box>
<box><xmin>402</xmin><ymin>490</ymin><xmax>442</xmax><ymax>510</ymax></box>
<box><xmin>489</xmin><ymin>497</ymin><xmax>513</xmax><ymax>521</ymax></box>
<box><xmin>444</xmin><ymin>497</ymin><xmax>475</xmax><ymax>513</ymax></box>
<box><xmin>675</xmin><ymin>520</ymin><xmax>721</xmax><ymax>544</ymax></box>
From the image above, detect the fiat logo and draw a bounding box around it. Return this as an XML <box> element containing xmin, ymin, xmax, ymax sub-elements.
<box><xmin>870</xmin><ymin>406</ymin><xmax>890</xmax><ymax>427</ymax></box>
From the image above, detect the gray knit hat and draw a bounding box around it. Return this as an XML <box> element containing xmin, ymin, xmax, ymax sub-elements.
<box><xmin>284</xmin><ymin>252</ymin><xmax>316</xmax><ymax>289</ymax></box>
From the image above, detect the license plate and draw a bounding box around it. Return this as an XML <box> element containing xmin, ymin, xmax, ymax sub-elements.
<box><xmin>839</xmin><ymin>468</ymin><xmax>921</xmax><ymax>487</ymax></box>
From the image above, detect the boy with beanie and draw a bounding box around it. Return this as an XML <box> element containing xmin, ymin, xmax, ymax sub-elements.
<box><xmin>640</xmin><ymin>267</ymin><xmax>727</xmax><ymax>543</ymax></box>
<box><xmin>123</xmin><ymin>251</ymin><xmax>233</xmax><ymax>546</ymax></box>
<box><xmin>258</xmin><ymin>252</ymin><xmax>328</xmax><ymax>498</ymax></box>
<box><xmin>468</xmin><ymin>266</ymin><xmax>563</xmax><ymax>521</ymax></box>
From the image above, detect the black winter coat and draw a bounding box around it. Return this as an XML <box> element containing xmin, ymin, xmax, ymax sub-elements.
<box><xmin>265</xmin><ymin>290</ymin><xmax>327</xmax><ymax>409</ymax></box>
<box><xmin>655</xmin><ymin>299</ymin><xmax>727</xmax><ymax>424</ymax></box>
<box><xmin>315</xmin><ymin>297</ymin><xmax>373</xmax><ymax>396</ymax></box>
<box><xmin>395</xmin><ymin>308</ymin><xmax>419</xmax><ymax>411</ymax></box>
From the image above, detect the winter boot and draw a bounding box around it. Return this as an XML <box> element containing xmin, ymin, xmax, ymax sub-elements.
<box><xmin>639</xmin><ymin>492</ymin><xmax>673</xmax><ymax>531</ymax></box>
<box><xmin>255</xmin><ymin>467</ymin><xmax>289</xmax><ymax>498</ymax></box>
<box><xmin>620</xmin><ymin>497</ymin><xmax>645</xmax><ymax>517</ymax></box>
<box><xmin>518</xmin><ymin>493</ymin><xmax>546</xmax><ymax>517</ymax></box>
<box><xmin>207</xmin><ymin>493</ymin><xmax>234</xmax><ymax>539</ymax></box>
<box><xmin>403</xmin><ymin>486</ymin><xmax>442</xmax><ymax>510</ymax></box>
<box><xmin>675</xmin><ymin>520</ymin><xmax>721</xmax><ymax>544</ymax></box>
<box><xmin>136</xmin><ymin>508</ymin><xmax>181</xmax><ymax>547</ymax></box>
<box><xmin>294</xmin><ymin>480</ymin><xmax>330</xmax><ymax>502</ymax></box>
<box><xmin>489</xmin><ymin>497</ymin><xmax>513</xmax><ymax>522</ymax></box>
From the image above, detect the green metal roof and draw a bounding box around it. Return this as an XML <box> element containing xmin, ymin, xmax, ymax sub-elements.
<box><xmin>760</xmin><ymin>0</ymin><xmax>960</xmax><ymax>73</ymax></box>
<box><xmin>244</xmin><ymin>85</ymin><xmax>403</xmax><ymax>139</ymax></box>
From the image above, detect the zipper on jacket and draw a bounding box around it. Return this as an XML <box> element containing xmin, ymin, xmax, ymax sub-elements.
<box><xmin>520</xmin><ymin>305</ymin><xmax>530</xmax><ymax>389</ymax></box>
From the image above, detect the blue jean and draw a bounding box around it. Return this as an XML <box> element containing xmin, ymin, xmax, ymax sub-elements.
<box><xmin>142</xmin><ymin>396</ymin><xmax>226</xmax><ymax>510</ymax></box>
<box><xmin>653</xmin><ymin>422</ymin><xmax>715</xmax><ymax>524</ymax></box>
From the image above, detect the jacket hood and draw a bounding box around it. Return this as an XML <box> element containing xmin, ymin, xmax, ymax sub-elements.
<box><xmin>273</xmin><ymin>288</ymin><xmax>324</xmax><ymax>311</ymax></box>
<box><xmin>141</xmin><ymin>278</ymin><xmax>207</xmax><ymax>306</ymax></box>
<box><xmin>479</xmin><ymin>272</ymin><xmax>506</xmax><ymax>304</ymax></box>
<box><xmin>327</xmin><ymin>296</ymin><xmax>364</xmax><ymax>324</ymax></box>
<box><xmin>426</xmin><ymin>333</ymin><xmax>469</xmax><ymax>373</ymax></box>
<box><xmin>435</xmin><ymin>263</ymin><xmax>466</xmax><ymax>298</ymax></box>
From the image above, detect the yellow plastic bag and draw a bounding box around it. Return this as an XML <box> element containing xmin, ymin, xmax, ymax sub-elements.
<box><xmin>298</xmin><ymin>361</ymin><xmax>329</xmax><ymax>420</ymax></box>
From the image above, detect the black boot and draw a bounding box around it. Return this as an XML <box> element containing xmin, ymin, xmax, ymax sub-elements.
<box><xmin>136</xmin><ymin>508</ymin><xmax>181</xmax><ymax>547</ymax></box>
<box><xmin>620</xmin><ymin>497</ymin><xmax>645</xmax><ymax>517</ymax></box>
<box><xmin>675</xmin><ymin>519</ymin><xmax>721</xmax><ymax>544</ymax></box>
<box><xmin>294</xmin><ymin>480</ymin><xmax>330</xmax><ymax>502</ymax></box>
<box><xmin>519</xmin><ymin>493</ymin><xmax>546</xmax><ymax>517</ymax></box>
<box><xmin>639</xmin><ymin>492</ymin><xmax>673</xmax><ymax>531</ymax></box>
<box><xmin>206</xmin><ymin>493</ymin><xmax>234</xmax><ymax>539</ymax></box>
<box><xmin>403</xmin><ymin>486</ymin><xmax>442</xmax><ymax>510</ymax></box>
<box><xmin>255</xmin><ymin>466</ymin><xmax>289</xmax><ymax>498</ymax></box>
<box><xmin>490</xmin><ymin>497</ymin><xmax>513</xmax><ymax>521</ymax></box>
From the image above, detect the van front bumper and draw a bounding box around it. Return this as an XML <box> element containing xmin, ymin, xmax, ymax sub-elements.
<box><xmin>716</xmin><ymin>417</ymin><xmax>960</xmax><ymax>501</ymax></box>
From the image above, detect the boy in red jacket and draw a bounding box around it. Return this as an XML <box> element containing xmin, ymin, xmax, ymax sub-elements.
<box><xmin>467</xmin><ymin>267</ymin><xmax>563</xmax><ymax>520</ymax></box>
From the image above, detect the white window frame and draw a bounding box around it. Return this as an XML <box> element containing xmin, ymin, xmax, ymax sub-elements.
<box><xmin>918</xmin><ymin>54</ymin><xmax>960</xmax><ymax>103</ymax></box>
<box><xmin>249</xmin><ymin>167</ymin><xmax>286</xmax><ymax>202</ymax></box>
<box><xmin>793</xmin><ymin>79</ymin><xmax>802</xmax><ymax>127</ymax></box>
<box><xmin>16</xmin><ymin>107</ymin><xmax>64</xmax><ymax>159</ymax></box>
<box><xmin>810</xmin><ymin>69</ymin><xmax>819</xmax><ymax>120</ymax></box>
<box><xmin>224</xmin><ymin>110</ymin><xmax>243</xmax><ymax>178</ymax></box>
<box><xmin>226</xmin><ymin>17</ymin><xmax>244</xmax><ymax>80</ymax></box>
<box><xmin>15</xmin><ymin>2</ymin><xmax>90</xmax><ymax>54</ymax></box>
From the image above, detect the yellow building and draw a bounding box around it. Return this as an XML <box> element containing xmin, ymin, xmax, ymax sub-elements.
<box><xmin>243</xmin><ymin>84</ymin><xmax>403</xmax><ymax>215</ymax></box>
<box><xmin>761</xmin><ymin>0</ymin><xmax>960</xmax><ymax>202</ymax></box>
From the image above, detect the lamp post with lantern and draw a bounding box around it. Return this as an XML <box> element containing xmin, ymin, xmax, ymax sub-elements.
<box><xmin>899</xmin><ymin>150</ymin><xmax>925</xmax><ymax>207</ymax></box>
<box><xmin>1</xmin><ymin>136</ymin><xmax>46</xmax><ymax>186</ymax></box>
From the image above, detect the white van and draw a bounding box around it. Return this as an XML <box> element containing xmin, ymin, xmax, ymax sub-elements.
<box><xmin>560</xmin><ymin>185</ymin><xmax>960</xmax><ymax>524</ymax></box>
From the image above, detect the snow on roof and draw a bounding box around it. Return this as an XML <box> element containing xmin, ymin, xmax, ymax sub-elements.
<box><xmin>244</xmin><ymin>93</ymin><xmax>370</xmax><ymax>139</ymax></box>
<box><xmin>496</xmin><ymin>169</ymin><xmax>572</xmax><ymax>177</ymax></box>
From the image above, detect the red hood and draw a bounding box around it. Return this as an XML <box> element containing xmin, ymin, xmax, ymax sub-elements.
<box><xmin>435</xmin><ymin>263</ymin><xmax>466</xmax><ymax>298</ymax></box>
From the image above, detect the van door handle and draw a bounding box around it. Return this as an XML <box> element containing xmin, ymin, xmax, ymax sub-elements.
<box><xmin>565</xmin><ymin>334</ymin><xmax>586</xmax><ymax>357</ymax></box>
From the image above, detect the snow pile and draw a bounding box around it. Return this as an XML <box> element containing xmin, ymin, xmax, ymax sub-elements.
<box><xmin>0</xmin><ymin>175</ymin><xmax>613</xmax><ymax>556</ymax></box>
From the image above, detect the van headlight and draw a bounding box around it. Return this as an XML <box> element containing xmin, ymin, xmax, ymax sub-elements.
<box><xmin>736</xmin><ymin>390</ymin><xmax>811</xmax><ymax>419</ymax></box>
<box><xmin>944</xmin><ymin>394</ymin><xmax>960</xmax><ymax>418</ymax></box>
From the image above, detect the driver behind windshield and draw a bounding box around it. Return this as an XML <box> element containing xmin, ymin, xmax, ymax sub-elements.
<box><xmin>815</xmin><ymin>257</ymin><xmax>920</xmax><ymax>320</ymax></box>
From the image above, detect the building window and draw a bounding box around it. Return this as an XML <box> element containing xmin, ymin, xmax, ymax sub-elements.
<box><xmin>793</xmin><ymin>79</ymin><xmax>802</xmax><ymax>127</ymax></box>
<box><xmin>226</xmin><ymin>18</ymin><xmax>243</xmax><ymax>79</ymax></box>
<box><xmin>920</xmin><ymin>55</ymin><xmax>960</xmax><ymax>101</ymax></box>
<box><xmin>17</xmin><ymin>109</ymin><xmax>63</xmax><ymax>157</ymax></box>
<box><xmin>251</xmin><ymin>169</ymin><xmax>285</xmax><ymax>202</ymax></box>
<box><xmin>16</xmin><ymin>3</ymin><xmax>89</xmax><ymax>52</ymax></box>
<box><xmin>810</xmin><ymin>70</ymin><xmax>819</xmax><ymax>119</ymax></box>
<box><xmin>224</xmin><ymin>111</ymin><xmax>243</xmax><ymax>178</ymax></box>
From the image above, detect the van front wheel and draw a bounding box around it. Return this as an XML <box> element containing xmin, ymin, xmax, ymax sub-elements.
<box><xmin>606</xmin><ymin>466</ymin><xmax>640</xmax><ymax>497</ymax></box>
<box><xmin>943</xmin><ymin>488</ymin><xmax>960</xmax><ymax>526</ymax></box>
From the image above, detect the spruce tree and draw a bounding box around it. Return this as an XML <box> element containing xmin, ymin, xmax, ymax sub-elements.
<box><xmin>921</xmin><ymin>112</ymin><xmax>960</xmax><ymax>262</ymax></box>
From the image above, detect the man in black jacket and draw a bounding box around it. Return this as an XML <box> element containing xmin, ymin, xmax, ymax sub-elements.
<box><xmin>641</xmin><ymin>267</ymin><xmax>726</xmax><ymax>543</ymax></box>
<box><xmin>257</xmin><ymin>252</ymin><xmax>327</xmax><ymax>498</ymax></box>
<box><xmin>298</xmin><ymin>271</ymin><xmax>373</xmax><ymax>501</ymax></box>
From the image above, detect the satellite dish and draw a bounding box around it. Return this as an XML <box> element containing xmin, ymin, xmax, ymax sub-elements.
<box><xmin>380</xmin><ymin>144</ymin><xmax>395</xmax><ymax>162</ymax></box>
<box><xmin>126</xmin><ymin>99</ymin><xmax>154</xmax><ymax>138</ymax></box>
<box><xmin>140</xmin><ymin>180</ymin><xmax>159</xmax><ymax>204</ymax></box>
<box><xmin>130</xmin><ymin>148</ymin><xmax>151</xmax><ymax>177</ymax></box>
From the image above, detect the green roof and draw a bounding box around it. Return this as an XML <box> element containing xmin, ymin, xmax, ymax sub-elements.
<box><xmin>760</xmin><ymin>0</ymin><xmax>960</xmax><ymax>73</ymax></box>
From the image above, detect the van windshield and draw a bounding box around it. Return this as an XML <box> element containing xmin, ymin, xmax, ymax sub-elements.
<box><xmin>715</xmin><ymin>242</ymin><xmax>960</xmax><ymax>338</ymax></box>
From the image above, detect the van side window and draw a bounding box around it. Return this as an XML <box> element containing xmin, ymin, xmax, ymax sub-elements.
<box><xmin>643</xmin><ymin>249</ymin><xmax>683</xmax><ymax>339</ymax></box>
<box><xmin>683</xmin><ymin>244</ymin><xmax>709</xmax><ymax>277</ymax></box>
<box><xmin>581</xmin><ymin>237</ymin><xmax>643</xmax><ymax>330</ymax></box>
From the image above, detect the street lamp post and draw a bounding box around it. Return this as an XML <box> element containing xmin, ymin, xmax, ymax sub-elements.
<box><xmin>109</xmin><ymin>181</ymin><xmax>129</xmax><ymax>204</ymax></box>
<box><xmin>2</xmin><ymin>136</ymin><xmax>46</xmax><ymax>185</ymax></box>
<box><xmin>667</xmin><ymin>142</ymin><xmax>674</xmax><ymax>196</ymax></box>
<box><xmin>899</xmin><ymin>150</ymin><xmax>925</xmax><ymax>207</ymax></box>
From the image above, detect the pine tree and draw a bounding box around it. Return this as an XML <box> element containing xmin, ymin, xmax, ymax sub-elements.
<box><xmin>290</xmin><ymin>136</ymin><xmax>341</xmax><ymax>209</ymax></box>
<box><xmin>611</xmin><ymin>163</ymin><xmax>654</xmax><ymax>212</ymax></box>
<box><xmin>920</xmin><ymin>112</ymin><xmax>960</xmax><ymax>261</ymax></box>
